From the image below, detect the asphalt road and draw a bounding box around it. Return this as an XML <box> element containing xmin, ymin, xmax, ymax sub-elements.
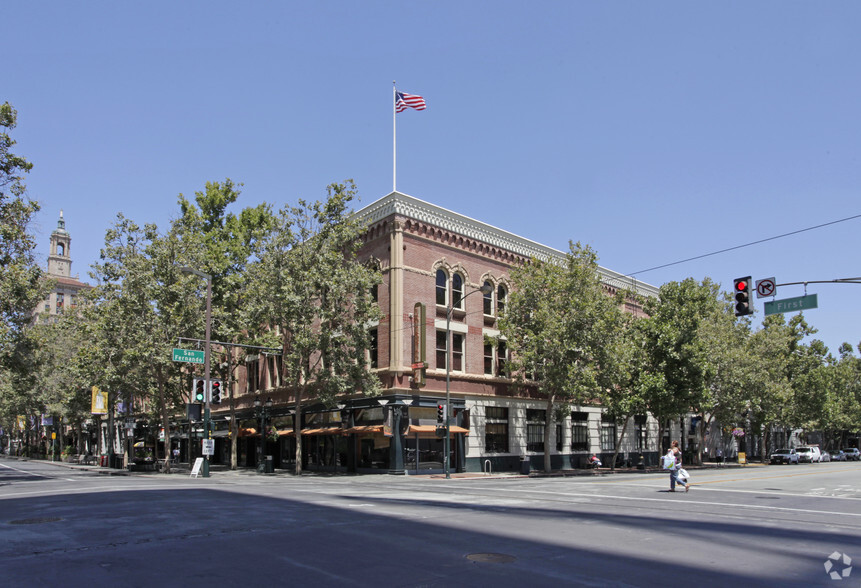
<box><xmin>1</xmin><ymin>457</ymin><xmax>860</xmax><ymax>587</ymax></box>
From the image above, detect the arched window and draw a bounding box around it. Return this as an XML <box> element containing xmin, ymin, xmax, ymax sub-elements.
<box><xmin>435</xmin><ymin>269</ymin><xmax>448</xmax><ymax>306</ymax></box>
<box><xmin>497</xmin><ymin>284</ymin><xmax>507</xmax><ymax>316</ymax></box>
<box><xmin>57</xmin><ymin>243</ymin><xmax>65</xmax><ymax>256</ymax></box>
<box><xmin>483</xmin><ymin>280</ymin><xmax>494</xmax><ymax>315</ymax></box>
<box><xmin>452</xmin><ymin>273</ymin><xmax>464</xmax><ymax>310</ymax></box>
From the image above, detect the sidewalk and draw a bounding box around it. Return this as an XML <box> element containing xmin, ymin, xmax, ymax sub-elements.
<box><xmin>2</xmin><ymin>454</ymin><xmax>759</xmax><ymax>480</ymax></box>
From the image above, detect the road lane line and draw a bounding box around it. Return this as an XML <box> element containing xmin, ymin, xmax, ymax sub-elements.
<box><xmin>0</xmin><ymin>462</ymin><xmax>51</xmax><ymax>478</ymax></box>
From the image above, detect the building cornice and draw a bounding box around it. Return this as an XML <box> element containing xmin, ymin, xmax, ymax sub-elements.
<box><xmin>355</xmin><ymin>191</ymin><xmax>659</xmax><ymax>298</ymax></box>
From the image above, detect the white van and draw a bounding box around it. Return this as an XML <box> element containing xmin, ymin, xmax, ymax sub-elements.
<box><xmin>796</xmin><ymin>446</ymin><xmax>822</xmax><ymax>463</ymax></box>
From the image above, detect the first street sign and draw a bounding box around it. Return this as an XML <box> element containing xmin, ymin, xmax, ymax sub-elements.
<box><xmin>763</xmin><ymin>294</ymin><xmax>818</xmax><ymax>316</ymax></box>
<box><xmin>172</xmin><ymin>348</ymin><xmax>205</xmax><ymax>364</ymax></box>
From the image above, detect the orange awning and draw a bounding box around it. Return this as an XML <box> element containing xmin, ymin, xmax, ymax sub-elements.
<box><xmin>344</xmin><ymin>425</ymin><xmax>384</xmax><ymax>434</ymax></box>
<box><xmin>301</xmin><ymin>427</ymin><xmax>344</xmax><ymax>436</ymax></box>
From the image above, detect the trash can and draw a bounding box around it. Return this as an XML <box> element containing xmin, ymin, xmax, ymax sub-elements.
<box><xmin>520</xmin><ymin>456</ymin><xmax>531</xmax><ymax>475</ymax></box>
<box><xmin>264</xmin><ymin>455</ymin><xmax>274</xmax><ymax>474</ymax></box>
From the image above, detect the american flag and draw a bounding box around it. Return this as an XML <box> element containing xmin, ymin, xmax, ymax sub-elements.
<box><xmin>395</xmin><ymin>91</ymin><xmax>426</xmax><ymax>113</ymax></box>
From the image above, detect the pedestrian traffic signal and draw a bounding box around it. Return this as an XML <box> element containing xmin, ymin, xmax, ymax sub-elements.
<box><xmin>194</xmin><ymin>378</ymin><xmax>206</xmax><ymax>403</ymax></box>
<box><xmin>437</xmin><ymin>403</ymin><xmax>446</xmax><ymax>425</ymax></box>
<box><xmin>734</xmin><ymin>276</ymin><xmax>753</xmax><ymax>317</ymax></box>
<box><xmin>210</xmin><ymin>380</ymin><xmax>222</xmax><ymax>404</ymax></box>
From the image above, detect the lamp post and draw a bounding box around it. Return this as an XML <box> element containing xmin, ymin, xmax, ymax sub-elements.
<box><xmin>180</xmin><ymin>266</ymin><xmax>213</xmax><ymax>478</ymax></box>
<box><xmin>254</xmin><ymin>395</ymin><xmax>273</xmax><ymax>474</ymax></box>
<box><xmin>444</xmin><ymin>282</ymin><xmax>493</xmax><ymax>479</ymax></box>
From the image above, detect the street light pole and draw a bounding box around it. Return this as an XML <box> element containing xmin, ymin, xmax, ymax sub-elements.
<box><xmin>181</xmin><ymin>266</ymin><xmax>213</xmax><ymax>478</ymax></box>
<box><xmin>254</xmin><ymin>395</ymin><xmax>272</xmax><ymax>474</ymax></box>
<box><xmin>445</xmin><ymin>282</ymin><xmax>493</xmax><ymax>479</ymax></box>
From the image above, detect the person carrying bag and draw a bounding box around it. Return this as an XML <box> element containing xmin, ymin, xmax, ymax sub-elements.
<box><xmin>665</xmin><ymin>441</ymin><xmax>690</xmax><ymax>493</ymax></box>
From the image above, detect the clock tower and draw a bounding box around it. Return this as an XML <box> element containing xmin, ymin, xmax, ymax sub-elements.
<box><xmin>47</xmin><ymin>210</ymin><xmax>72</xmax><ymax>278</ymax></box>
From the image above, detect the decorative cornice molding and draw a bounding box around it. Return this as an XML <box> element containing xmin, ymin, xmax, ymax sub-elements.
<box><xmin>356</xmin><ymin>192</ymin><xmax>659</xmax><ymax>298</ymax></box>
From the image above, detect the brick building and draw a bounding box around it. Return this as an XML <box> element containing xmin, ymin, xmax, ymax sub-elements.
<box><xmin>216</xmin><ymin>191</ymin><xmax>660</xmax><ymax>474</ymax></box>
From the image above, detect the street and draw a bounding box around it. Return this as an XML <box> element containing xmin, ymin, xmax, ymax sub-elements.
<box><xmin>1</xmin><ymin>457</ymin><xmax>860</xmax><ymax>587</ymax></box>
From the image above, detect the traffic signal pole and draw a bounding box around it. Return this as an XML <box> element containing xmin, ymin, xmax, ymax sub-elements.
<box><xmin>181</xmin><ymin>266</ymin><xmax>213</xmax><ymax>478</ymax></box>
<box><xmin>202</xmin><ymin>275</ymin><xmax>212</xmax><ymax>478</ymax></box>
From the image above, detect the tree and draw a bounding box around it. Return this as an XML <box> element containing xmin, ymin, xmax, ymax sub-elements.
<box><xmin>0</xmin><ymin>103</ymin><xmax>49</xmax><ymax>446</ymax></box>
<box><xmin>245</xmin><ymin>180</ymin><xmax>381</xmax><ymax>475</ymax></box>
<box><xmin>640</xmin><ymin>278</ymin><xmax>724</xmax><ymax>461</ymax></box>
<box><xmin>174</xmin><ymin>179</ymin><xmax>274</xmax><ymax>469</ymax></box>
<box><xmin>498</xmin><ymin>242</ymin><xmax>624</xmax><ymax>472</ymax></box>
<box><xmin>0</xmin><ymin>102</ymin><xmax>47</xmax><ymax>362</ymax></box>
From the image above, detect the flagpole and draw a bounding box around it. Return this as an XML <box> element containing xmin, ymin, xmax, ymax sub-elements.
<box><xmin>393</xmin><ymin>81</ymin><xmax>397</xmax><ymax>193</ymax></box>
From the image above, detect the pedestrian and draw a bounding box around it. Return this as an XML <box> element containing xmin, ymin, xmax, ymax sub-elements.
<box><xmin>667</xmin><ymin>440</ymin><xmax>690</xmax><ymax>493</ymax></box>
<box><xmin>717</xmin><ymin>447</ymin><xmax>723</xmax><ymax>466</ymax></box>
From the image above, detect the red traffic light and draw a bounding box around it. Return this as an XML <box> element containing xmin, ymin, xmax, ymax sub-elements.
<box><xmin>733</xmin><ymin>276</ymin><xmax>753</xmax><ymax>317</ymax></box>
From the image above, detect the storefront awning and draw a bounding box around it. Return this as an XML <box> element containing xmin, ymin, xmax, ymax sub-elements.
<box><xmin>344</xmin><ymin>425</ymin><xmax>383</xmax><ymax>434</ymax></box>
<box><xmin>406</xmin><ymin>425</ymin><xmax>470</xmax><ymax>436</ymax></box>
<box><xmin>301</xmin><ymin>427</ymin><xmax>344</xmax><ymax>436</ymax></box>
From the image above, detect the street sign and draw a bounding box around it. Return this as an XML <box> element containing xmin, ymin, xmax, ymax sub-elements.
<box><xmin>755</xmin><ymin>277</ymin><xmax>776</xmax><ymax>298</ymax></box>
<box><xmin>764</xmin><ymin>294</ymin><xmax>818</xmax><ymax>316</ymax></box>
<box><xmin>201</xmin><ymin>439</ymin><xmax>215</xmax><ymax>456</ymax></box>
<box><xmin>172</xmin><ymin>348</ymin><xmax>205</xmax><ymax>364</ymax></box>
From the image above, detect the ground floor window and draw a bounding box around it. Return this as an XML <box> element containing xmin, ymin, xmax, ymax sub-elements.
<box><xmin>634</xmin><ymin>415</ymin><xmax>648</xmax><ymax>451</ymax></box>
<box><xmin>485</xmin><ymin>406</ymin><xmax>509</xmax><ymax>453</ymax></box>
<box><xmin>358</xmin><ymin>435</ymin><xmax>390</xmax><ymax>470</ymax></box>
<box><xmin>601</xmin><ymin>415</ymin><xmax>616</xmax><ymax>451</ymax></box>
<box><xmin>405</xmin><ymin>437</ymin><xmax>446</xmax><ymax>471</ymax></box>
<box><xmin>526</xmin><ymin>409</ymin><xmax>545</xmax><ymax>452</ymax></box>
<box><xmin>571</xmin><ymin>412</ymin><xmax>589</xmax><ymax>451</ymax></box>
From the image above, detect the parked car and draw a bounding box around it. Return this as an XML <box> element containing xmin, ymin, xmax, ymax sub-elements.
<box><xmin>820</xmin><ymin>451</ymin><xmax>831</xmax><ymax>462</ymax></box>
<box><xmin>832</xmin><ymin>450</ymin><xmax>847</xmax><ymax>462</ymax></box>
<box><xmin>769</xmin><ymin>448</ymin><xmax>799</xmax><ymax>465</ymax></box>
<box><xmin>796</xmin><ymin>446</ymin><xmax>822</xmax><ymax>463</ymax></box>
<box><xmin>841</xmin><ymin>448</ymin><xmax>861</xmax><ymax>461</ymax></box>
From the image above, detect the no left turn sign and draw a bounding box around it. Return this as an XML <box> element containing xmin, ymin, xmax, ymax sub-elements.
<box><xmin>756</xmin><ymin>277</ymin><xmax>776</xmax><ymax>298</ymax></box>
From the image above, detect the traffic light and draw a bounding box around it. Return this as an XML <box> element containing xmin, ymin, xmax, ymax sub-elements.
<box><xmin>210</xmin><ymin>380</ymin><xmax>222</xmax><ymax>404</ymax></box>
<box><xmin>437</xmin><ymin>403</ymin><xmax>446</xmax><ymax>425</ymax></box>
<box><xmin>734</xmin><ymin>276</ymin><xmax>753</xmax><ymax>317</ymax></box>
<box><xmin>193</xmin><ymin>378</ymin><xmax>206</xmax><ymax>403</ymax></box>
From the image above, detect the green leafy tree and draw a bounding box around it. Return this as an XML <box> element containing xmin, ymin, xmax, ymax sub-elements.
<box><xmin>640</xmin><ymin>278</ymin><xmax>724</xmax><ymax>460</ymax></box>
<box><xmin>245</xmin><ymin>180</ymin><xmax>381</xmax><ymax>475</ymax></box>
<box><xmin>499</xmin><ymin>242</ymin><xmax>624</xmax><ymax>472</ymax></box>
<box><xmin>174</xmin><ymin>179</ymin><xmax>275</xmax><ymax>469</ymax></box>
<box><xmin>0</xmin><ymin>103</ymin><xmax>50</xmax><ymax>444</ymax></box>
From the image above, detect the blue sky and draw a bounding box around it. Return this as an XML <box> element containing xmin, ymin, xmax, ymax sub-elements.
<box><xmin>6</xmin><ymin>2</ymin><xmax>861</xmax><ymax>355</ymax></box>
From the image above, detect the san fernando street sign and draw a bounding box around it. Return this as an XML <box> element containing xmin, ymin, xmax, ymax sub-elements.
<box><xmin>763</xmin><ymin>294</ymin><xmax>818</xmax><ymax>316</ymax></box>
<box><xmin>172</xmin><ymin>348</ymin><xmax>205</xmax><ymax>364</ymax></box>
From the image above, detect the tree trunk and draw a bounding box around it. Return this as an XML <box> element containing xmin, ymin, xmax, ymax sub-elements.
<box><xmin>293</xmin><ymin>392</ymin><xmax>303</xmax><ymax>475</ymax></box>
<box><xmin>543</xmin><ymin>395</ymin><xmax>556</xmax><ymax>473</ymax></box>
<box><xmin>611</xmin><ymin>415</ymin><xmax>631</xmax><ymax>471</ymax></box>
